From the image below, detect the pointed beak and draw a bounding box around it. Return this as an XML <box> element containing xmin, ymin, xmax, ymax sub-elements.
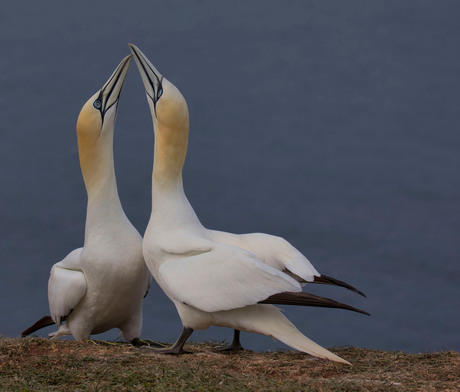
<box><xmin>97</xmin><ymin>54</ymin><xmax>132</xmax><ymax>116</ymax></box>
<box><xmin>128</xmin><ymin>43</ymin><xmax>163</xmax><ymax>105</ymax></box>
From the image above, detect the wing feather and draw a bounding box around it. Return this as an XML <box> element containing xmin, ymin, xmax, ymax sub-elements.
<box><xmin>159</xmin><ymin>242</ymin><xmax>301</xmax><ymax>313</ymax></box>
<box><xmin>209</xmin><ymin>231</ymin><xmax>320</xmax><ymax>282</ymax></box>
<box><xmin>48</xmin><ymin>266</ymin><xmax>86</xmax><ymax>325</ymax></box>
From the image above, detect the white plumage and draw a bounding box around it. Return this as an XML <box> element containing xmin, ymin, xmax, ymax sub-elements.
<box><xmin>158</xmin><ymin>239</ymin><xmax>301</xmax><ymax>313</ymax></box>
<box><xmin>129</xmin><ymin>44</ymin><xmax>367</xmax><ymax>364</ymax></box>
<box><xmin>48</xmin><ymin>249</ymin><xmax>86</xmax><ymax>327</ymax></box>
<box><xmin>209</xmin><ymin>230</ymin><xmax>320</xmax><ymax>282</ymax></box>
<box><xmin>23</xmin><ymin>55</ymin><xmax>151</xmax><ymax>342</ymax></box>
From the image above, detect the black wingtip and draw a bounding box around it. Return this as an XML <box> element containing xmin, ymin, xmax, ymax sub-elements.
<box><xmin>21</xmin><ymin>315</ymin><xmax>55</xmax><ymax>337</ymax></box>
<box><xmin>259</xmin><ymin>291</ymin><xmax>370</xmax><ymax>316</ymax></box>
<box><xmin>313</xmin><ymin>274</ymin><xmax>367</xmax><ymax>298</ymax></box>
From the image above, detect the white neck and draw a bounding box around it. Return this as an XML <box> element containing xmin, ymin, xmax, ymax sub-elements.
<box><xmin>78</xmin><ymin>130</ymin><xmax>129</xmax><ymax>244</ymax></box>
<box><xmin>150</xmin><ymin>174</ymin><xmax>202</xmax><ymax>231</ymax></box>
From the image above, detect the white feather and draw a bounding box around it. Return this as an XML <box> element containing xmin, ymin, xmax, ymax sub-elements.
<box><xmin>211</xmin><ymin>304</ymin><xmax>350</xmax><ymax>364</ymax></box>
<box><xmin>209</xmin><ymin>230</ymin><xmax>320</xmax><ymax>282</ymax></box>
<box><xmin>159</xmin><ymin>239</ymin><xmax>300</xmax><ymax>313</ymax></box>
<box><xmin>48</xmin><ymin>265</ymin><xmax>86</xmax><ymax>325</ymax></box>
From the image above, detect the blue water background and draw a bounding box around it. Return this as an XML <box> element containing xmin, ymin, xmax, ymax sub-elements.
<box><xmin>0</xmin><ymin>1</ymin><xmax>458</xmax><ymax>353</ymax></box>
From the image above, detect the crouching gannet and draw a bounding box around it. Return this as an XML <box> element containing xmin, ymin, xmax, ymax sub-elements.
<box><xmin>22</xmin><ymin>55</ymin><xmax>152</xmax><ymax>343</ymax></box>
<box><xmin>129</xmin><ymin>44</ymin><xmax>368</xmax><ymax>364</ymax></box>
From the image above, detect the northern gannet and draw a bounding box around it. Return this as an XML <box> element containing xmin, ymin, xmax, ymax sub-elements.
<box><xmin>129</xmin><ymin>44</ymin><xmax>368</xmax><ymax>364</ymax></box>
<box><xmin>22</xmin><ymin>55</ymin><xmax>152</xmax><ymax>343</ymax></box>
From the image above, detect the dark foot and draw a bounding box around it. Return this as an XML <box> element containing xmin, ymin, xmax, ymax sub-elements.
<box><xmin>139</xmin><ymin>345</ymin><xmax>193</xmax><ymax>355</ymax></box>
<box><xmin>216</xmin><ymin>329</ymin><xmax>244</xmax><ymax>353</ymax></box>
<box><xmin>163</xmin><ymin>347</ymin><xmax>193</xmax><ymax>355</ymax></box>
<box><xmin>131</xmin><ymin>338</ymin><xmax>168</xmax><ymax>348</ymax></box>
<box><xmin>216</xmin><ymin>342</ymin><xmax>244</xmax><ymax>353</ymax></box>
<box><xmin>139</xmin><ymin>327</ymin><xmax>194</xmax><ymax>355</ymax></box>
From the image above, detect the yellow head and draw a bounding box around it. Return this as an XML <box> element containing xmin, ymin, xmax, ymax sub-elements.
<box><xmin>77</xmin><ymin>54</ymin><xmax>132</xmax><ymax>140</ymax></box>
<box><xmin>129</xmin><ymin>44</ymin><xmax>189</xmax><ymax>183</ymax></box>
<box><xmin>76</xmin><ymin>55</ymin><xmax>132</xmax><ymax>189</ymax></box>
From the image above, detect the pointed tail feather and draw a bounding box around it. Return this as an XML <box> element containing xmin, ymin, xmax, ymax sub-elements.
<box><xmin>313</xmin><ymin>274</ymin><xmax>366</xmax><ymax>297</ymax></box>
<box><xmin>259</xmin><ymin>291</ymin><xmax>370</xmax><ymax>316</ymax></box>
<box><xmin>213</xmin><ymin>305</ymin><xmax>351</xmax><ymax>364</ymax></box>
<box><xmin>274</xmin><ymin>320</ymin><xmax>351</xmax><ymax>365</ymax></box>
<box><xmin>21</xmin><ymin>316</ymin><xmax>55</xmax><ymax>337</ymax></box>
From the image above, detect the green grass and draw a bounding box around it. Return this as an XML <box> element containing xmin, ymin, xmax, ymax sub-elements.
<box><xmin>1</xmin><ymin>338</ymin><xmax>458</xmax><ymax>391</ymax></box>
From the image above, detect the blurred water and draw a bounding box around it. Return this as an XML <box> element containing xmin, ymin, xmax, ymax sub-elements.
<box><xmin>0</xmin><ymin>1</ymin><xmax>459</xmax><ymax>353</ymax></box>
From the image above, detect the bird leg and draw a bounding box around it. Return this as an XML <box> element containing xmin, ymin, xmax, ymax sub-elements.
<box><xmin>216</xmin><ymin>329</ymin><xmax>244</xmax><ymax>352</ymax></box>
<box><xmin>140</xmin><ymin>327</ymin><xmax>194</xmax><ymax>355</ymax></box>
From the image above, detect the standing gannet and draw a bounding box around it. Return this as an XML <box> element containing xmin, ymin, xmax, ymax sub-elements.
<box><xmin>129</xmin><ymin>44</ymin><xmax>368</xmax><ymax>364</ymax></box>
<box><xmin>22</xmin><ymin>55</ymin><xmax>152</xmax><ymax>343</ymax></box>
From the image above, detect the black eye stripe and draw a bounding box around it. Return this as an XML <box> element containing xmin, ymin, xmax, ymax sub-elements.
<box><xmin>103</xmin><ymin>67</ymin><xmax>123</xmax><ymax>108</ymax></box>
<box><xmin>94</xmin><ymin>91</ymin><xmax>104</xmax><ymax>111</ymax></box>
<box><xmin>93</xmin><ymin>91</ymin><xmax>108</xmax><ymax>124</ymax></box>
<box><xmin>136</xmin><ymin>55</ymin><xmax>163</xmax><ymax>103</ymax></box>
<box><xmin>146</xmin><ymin>91</ymin><xmax>155</xmax><ymax>102</ymax></box>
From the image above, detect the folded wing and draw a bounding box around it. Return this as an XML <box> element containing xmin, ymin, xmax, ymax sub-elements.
<box><xmin>159</xmin><ymin>240</ymin><xmax>301</xmax><ymax>313</ymax></box>
<box><xmin>48</xmin><ymin>266</ymin><xmax>86</xmax><ymax>325</ymax></box>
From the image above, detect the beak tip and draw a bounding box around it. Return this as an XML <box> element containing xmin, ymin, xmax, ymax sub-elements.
<box><xmin>128</xmin><ymin>43</ymin><xmax>137</xmax><ymax>53</ymax></box>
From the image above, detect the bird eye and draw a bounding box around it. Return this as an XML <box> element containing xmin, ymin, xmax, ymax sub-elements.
<box><xmin>93</xmin><ymin>100</ymin><xmax>102</xmax><ymax>109</ymax></box>
<box><xmin>157</xmin><ymin>87</ymin><xmax>163</xmax><ymax>100</ymax></box>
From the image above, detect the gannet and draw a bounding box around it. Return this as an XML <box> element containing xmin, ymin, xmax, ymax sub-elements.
<box><xmin>129</xmin><ymin>44</ymin><xmax>368</xmax><ymax>364</ymax></box>
<box><xmin>22</xmin><ymin>55</ymin><xmax>152</xmax><ymax>343</ymax></box>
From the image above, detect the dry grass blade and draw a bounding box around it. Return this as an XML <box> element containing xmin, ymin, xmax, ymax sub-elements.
<box><xmin>0</xmin><ymin>338</ymin><xmax>458</xmax><ymax>391</ymax></box>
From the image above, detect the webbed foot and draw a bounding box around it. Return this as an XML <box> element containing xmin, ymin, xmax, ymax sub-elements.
<box><xmin>215</xmin><ymin>330</ymin><xmax>244</xmax><ymax>353</ymax></box>
<box><xmin>131</xmin><ymin>338</ymin><xmax>168</xmax><ymax>348</ymax></box>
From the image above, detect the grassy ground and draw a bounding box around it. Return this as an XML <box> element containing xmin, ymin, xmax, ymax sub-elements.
<box><xmin>0</xmin><ymin>338</ymin><xmax>458</xmax><ymax>391</ymax></box>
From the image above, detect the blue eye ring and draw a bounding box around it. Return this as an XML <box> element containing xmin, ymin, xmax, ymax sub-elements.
<box><xmin>157</xmin><ymin>87</ymin><xmax>163</xmax><ymax>99</ymax></box>
<box><xmin>93</xmin><ymin>100</ymin><xmax>102</xmax><ymax>109</ymax></box>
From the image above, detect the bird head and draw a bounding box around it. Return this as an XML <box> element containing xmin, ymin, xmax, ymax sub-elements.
<box><xmin>128</xmin><ymin>44</ymin><xmax>189</xmax><ymax>135</ymax></box>
<box><xmin>76</xmin><ymin>54</ymin><xmax>132</xmax><ymax>140</ymax></box>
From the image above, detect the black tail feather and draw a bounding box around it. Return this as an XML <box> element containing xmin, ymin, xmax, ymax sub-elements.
<box><xmin>313</xmin><ymin>274</ymin><xmax>367</xmax><ymax>298</ymax></box>
<box><xmin>259</xmin><ymin>291</ymin><xmax>370</xmax><ymax>316</ymax></box>
<box><xmin>21</xmin><ymin>316</ymin><xmax>55</xmax><ymax>337</ymax></box>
